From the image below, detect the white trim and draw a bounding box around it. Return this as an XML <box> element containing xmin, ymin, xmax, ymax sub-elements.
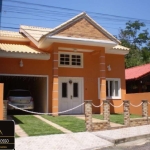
<box><xmin>58</xmin><ymin>47</ymin><xmax>94</xmax><ymax>53</ymax></box>
<box><xmin>106</xmin><ymin>78</ymin><xmax>121</xmax><ymax>99</ymax></box>
<box><xmin>47</xmin><ymin>36</ymin><xmax>117</xmax><ymax>48</ymax></box>
<box><xmin>58</xmin><ymin>51</ymin><xmax>83</xmax><ymax>68</ymax></box>
<box><xmin>0</xmin><ymin>73</ymin><xmax>49</xmax><ymax>113</ymax></box>
<box><xmin>0</xmin><ymin>51</ymin><xmax>50</xmax><ymax>60</ymax></box>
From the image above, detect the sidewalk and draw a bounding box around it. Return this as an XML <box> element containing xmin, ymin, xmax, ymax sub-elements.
<box><xmin>15</xmin><ymin>125</ymin><xmax>150</xmax><ymax>150</ymax></box>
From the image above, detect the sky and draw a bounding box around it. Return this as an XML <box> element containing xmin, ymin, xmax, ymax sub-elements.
<box><xmin>1</xmin><ymin>0</ymin><xmax>150</xmax><ymax>37</ymax></box>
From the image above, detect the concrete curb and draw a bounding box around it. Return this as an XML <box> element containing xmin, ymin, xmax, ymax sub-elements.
<box><xmin>93</xmin><ymin>125</ymin><xmax>150</xmax><ymax>145</ymax></box>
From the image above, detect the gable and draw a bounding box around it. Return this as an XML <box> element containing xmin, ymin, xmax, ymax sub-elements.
<box><xmin>53</xmin><ymin>18</ymin><xmax>112</xmax><ymax>41</ymax></box>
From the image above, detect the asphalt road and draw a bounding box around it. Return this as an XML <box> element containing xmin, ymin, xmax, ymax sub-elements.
<box><xmin>100</xmin><ymin>141</ymin><xmax>150</xmax><ymax>150</ymax></box>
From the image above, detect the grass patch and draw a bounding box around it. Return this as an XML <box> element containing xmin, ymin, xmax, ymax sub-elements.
<box><xmin>93</xmin><ymin>114</ymin><xmax>141</xmax><ymax>125</ymax></box>
<box><xmin>42</xmin><ymin>115</ymin><xmax>86</xmax><ymax>132</ymax></box>
<box><xmin>12</xmin><ymin>115</ymin><xmax>63</xmax><ymax>136</ymax></box>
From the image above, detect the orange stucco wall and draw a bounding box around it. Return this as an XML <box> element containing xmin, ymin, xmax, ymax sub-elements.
<box><xmin>0</xmin><ymin>40</ymin><xmax>126</xmax><ymax>114</ymax></box>
<box><xmin>0</xmin><ymin>83</ymin><xmax>4</xmax><ymax>120</ymax></box>
<box><xmin>125</xmin><ymin>93</ymin><xmax>150</xmax><ymax>116</ymax></box>
<box><xmin>105</xmin><ymin>54</ymin><xmax>126</xmax><ymax>114</ymax></box>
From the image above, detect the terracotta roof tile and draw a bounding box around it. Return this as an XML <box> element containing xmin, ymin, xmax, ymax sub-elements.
<box><xmin>125</xmin><ymin>64</ymin><xmax>150</xmax><ymax>80</ymax></box>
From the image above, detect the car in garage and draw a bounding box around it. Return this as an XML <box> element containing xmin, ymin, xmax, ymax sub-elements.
<box><xmin>7</xmin><ymin>89</ymin><xmax>34</xmax><ymax>110</ymax></box>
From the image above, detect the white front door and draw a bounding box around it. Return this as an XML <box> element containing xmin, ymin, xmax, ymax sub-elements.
<box><xmin>59</xmin><ymin>77</ymin><xmax>83</xmax><ymax>114</ymax></box>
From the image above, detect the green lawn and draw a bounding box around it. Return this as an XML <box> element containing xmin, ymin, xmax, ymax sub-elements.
<box><xmin>42</xmin><ymin>115</ymin><xmax>86</xmax><ymax>132</ymax></box>
<box><xmin>12</xmin><ymin>115</ymin><xmax>63</xmax><ymax>136</ymax></box>
<box><xmin>93</xmin><ymin>114</ymin><xmax>141</xmax><ymax>125</ymax></box>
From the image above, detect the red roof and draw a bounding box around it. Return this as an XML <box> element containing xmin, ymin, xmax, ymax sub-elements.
<box><xmin>125</xmin><ymin>63</ymin><xmax>150</xmax><ymax>80</ymax></box>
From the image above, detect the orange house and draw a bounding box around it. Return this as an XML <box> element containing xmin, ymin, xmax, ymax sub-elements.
<box><xmin>0</xmin><ymin>12</ymin><xmax>129</xmax><ymax>114</ymax></box>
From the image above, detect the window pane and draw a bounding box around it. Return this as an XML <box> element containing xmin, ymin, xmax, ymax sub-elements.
<box><xmin>110</xmin><ymin>81</ymin><xmax>114</xmax><ymax>96</ymax></box>
<box><xmin>60</xmin><ymin>54</ymin><xmax>70</xmax><ymax>65</ymax></box>
<box><xmin>73</xmin><ymin>83</ymin><xmax>78</xmax><ymax>97</ymax></box>
<box><xmin>62</xmin><ymin>83</ymin><xmax>67</xmax><ymax>98</ymax></box>
<box><xmin>115</xmin><ymin>81</ymin><xmax>119</xmax><ymax>96</ymax></box>
<box><xmin>106</xmin><ymin>81</ymin><xmax>108</xmax><ymax>97</ymax></box>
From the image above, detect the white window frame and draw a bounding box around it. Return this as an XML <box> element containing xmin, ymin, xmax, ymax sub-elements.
<box><xmin>106</xmin><ymin>78</ymin><xmax>121</xmax><ymax>99</ymax></box>
<box><xmin>58</xmin><ymin>52</ymin><xmax>83</xmax><ymax>68</ymax></box>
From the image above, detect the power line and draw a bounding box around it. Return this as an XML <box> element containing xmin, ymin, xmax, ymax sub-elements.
<box><xmin>4</xmin><ymin>0</ymin><xmax>150</xmax><ymax>23</ymax></box>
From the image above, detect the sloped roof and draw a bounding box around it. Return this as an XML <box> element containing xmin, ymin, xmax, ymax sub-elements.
<box><xmin>0</xmin><ymin>30</ymin><xmax>26</xmax><ymax>39</ymax></box>
<box><xmin>0</xmin><ymin>43</ymin><xmax>45</xmax><ymax>54</ymax></box>
<box><xmin>125</xmin><ymin>63</ymin><xmax>150</xmax><ymax>80</ymax></box>
<box><xmin>20</xmin><ymin>25</ymin><xmax>52</xmax><ymax>41</ymax></box>
<box><xmin>41</xmin><ymin>12</ymin><xmax>121</xmax><ymax>44</ymax></box>
<box><xmin>0</xmin><ymin>43</ymin><xmax>50</xmax><ymax>60</ymax></box>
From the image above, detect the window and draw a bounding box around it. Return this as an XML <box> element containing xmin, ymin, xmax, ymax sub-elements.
<box><xmin>62</xmin><ymin>83</ymin><xmax>67</xmax><ymax>98</ymax></box>
<box><xmin>59</xmin><ymin>52</ymin><xmax>83</xmax><ymax>68</ymax></box>
<box><xmin>98</xmin><ymin>78</ymin><xmax>121</xmax><ymax>99</ymax></box>
<box><xmin>106</xmin><ymin>78</ymin><xmax>121</xmax><ymax>99</ymax></box>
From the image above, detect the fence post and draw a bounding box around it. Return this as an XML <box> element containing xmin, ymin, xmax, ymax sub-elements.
<box><xmin>3</xmin><ymin>100</ymin><xmax>8</xmax><ymax>120</ymax></box>
<box><xmin>103</xmin><ymin>100</ymin><xmax>110</xmax><ymax>122</ymax></box>
<box><xmin>142</xmin><ymin>100</ymin><xmax>148</xmax><ymax>118</ymax></box>
<box><xmin>85</xmin><ymin>100</ymin><xmax>92</xmax><ymax>132</ymax></box>
<box><xmin>123</xmin><ymin>100</ymin><xmax>130</xmax><ymax>126</ymax></box>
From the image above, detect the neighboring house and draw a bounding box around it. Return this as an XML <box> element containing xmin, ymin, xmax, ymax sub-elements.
<box><xmin>0</xmin><ymin>12</ymin><xmax>129</xmax><ymax>114</ymax></box>
<box><xmin>126</xmin><ymin>64</ymin><xmax>150</xmax><ymax>94</ymax></box>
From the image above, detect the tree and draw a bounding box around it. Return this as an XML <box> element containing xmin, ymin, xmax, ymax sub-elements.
<box><xmin>118</xmin><ymin>20</ymin><xmax>150</xmax><ymax>68</ymax></box>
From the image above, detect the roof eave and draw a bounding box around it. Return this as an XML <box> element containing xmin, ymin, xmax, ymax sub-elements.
<box><xmin>0</xmin><ymin>36</ymin><xmax>30</xmax><ymax>42</ymax></box>
<box><xmin>106</xmin><ymin>49</ymin><xmax>129</xmax><ymax>55</ymax></box>
<box><xmin>39</xmin><ymin>35</ymin><xmax>117</xmax><ymax>49</ymax></box>
<box><xmin>0</xmin><ymin>51</ymin><xmax>50</xmax><ymax>60</ymax></box>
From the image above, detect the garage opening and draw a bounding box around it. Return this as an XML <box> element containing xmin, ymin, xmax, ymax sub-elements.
<box><xmin>0</xmin><ymin>74</ymin><xmax>48</xmax><ymax>113</ymax></box>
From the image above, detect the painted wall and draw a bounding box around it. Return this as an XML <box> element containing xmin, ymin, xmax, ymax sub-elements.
<box><xmin>105</xmin><ymin>54</ymin><xmax>126</xmax><ymax>114</ymax></box>
<box><xmin>0</xmin><ymin>41</ymin><xmax>126</xmax><ymax>114</ymax></box>
<box><xmin>125</xmin><ymin>93</ymin><xmax>150</xmax><ymax>116</ymax></box>
<box><xmin>0</xmin><ymin>84</ymin><xmax>3</xmax><ymax>120</ymax></box>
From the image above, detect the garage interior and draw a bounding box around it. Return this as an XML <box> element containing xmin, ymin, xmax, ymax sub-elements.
<box><xmin>0</xmin><ymin>75</ymin><xmax>48</xmax><ymax>113</ymax></box>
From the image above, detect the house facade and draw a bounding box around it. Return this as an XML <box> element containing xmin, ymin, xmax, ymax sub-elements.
<box><xmin>0</xmin><ymin>12</ymin><xmax>129</xmax><ymax>114</ymax></box>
